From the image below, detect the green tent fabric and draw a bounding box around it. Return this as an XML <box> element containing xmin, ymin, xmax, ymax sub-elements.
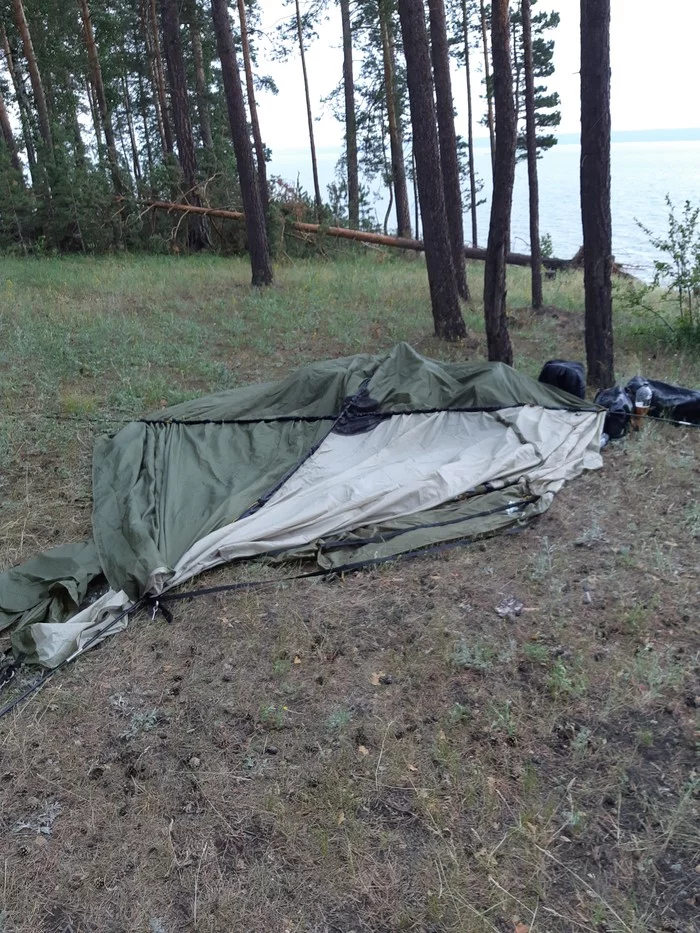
<box><xmin>0</xmin><ymin>344</ymin><xmax>604</xmax><ymax>668</ymax></box>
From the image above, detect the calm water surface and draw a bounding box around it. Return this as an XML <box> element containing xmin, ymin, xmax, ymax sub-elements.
<box><xmin>272</xmin><ymin>139</ymin><xmax>700</xmax><ymax>281</ymax></box>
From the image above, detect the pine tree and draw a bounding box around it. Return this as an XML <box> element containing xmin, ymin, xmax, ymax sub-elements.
<box><xmin>78</xmin><ymin>0</ymin><xmax>124</xmax><ymax>194</ymax></box>
<box><xmin>211</xmin><ymin>0</ymin><xmax>272</xmax><ymax>285</ymax></box>
<box><xmin>483</xmin><ymin>0</ymin><xmax>514</xmax><ymax>364</ymax></box>
<box><xmin>397</xmin><ymin>0</ymin><xmax>466</xmax><ymax>340</ymax></box>
<box><xmin>236</xmin><ymin>0</ymin><xmax>269</xmax><ymax>215</ymax></box>
<box><xmin>160</xmin><ymin>0</ymin><xmax>210</xmax><ymax>250</ymax></box>
<box><xmin>510</xmin><ymin>1</ymin><xmax>560</xmax><ymax>160</ymax></box>
<box><xmin>580</xmin><ymin>0</ymin><xmax>613</xmax><ymax>386</ymax></box>
<box><xmin>0</xmin><ymin>78</ymin><xmax>21</xmax><ymax>173</ymax></box>
<box><xmin>452</xmin><ymin>0</ymin><xmax>479</xmax><ymax>247</ymax></box>
<box><xmin>479</xmin><ymin>0</ymin><xmax>494</xmax><ymax>173</ymax></box>
<box><xmin>427</xmin><ymin>0</ymin><xmax>469</xmax><ymax>301</ymax></box>
<box><xmin>11</xmin><ymin>0</ymin><xmax>53</xmax><ymax>158</ymax></box>
<box><xmin>339</xmin><ymin>0</ymin><xmax>359</xmax><ymax>229</ymax></box>
<box><xmin>281</xmin><ymin>0</ymin><xmax>325</xmax><ymax>218</ymax></box>
<box><xmin>521</xmin><ymin>0</ymin><xmax>542</xmax><ymax>308</ymax></box>
<box><xmin>186</xmin><ymin>0</ymin><xmax>214</xmax><ymax>152</ymax></box>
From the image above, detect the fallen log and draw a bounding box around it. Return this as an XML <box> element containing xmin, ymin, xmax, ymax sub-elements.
<box><xmin>134</xmin><ymin>198</ymin><xmax>575</xmax><ymax>270</ymax></box>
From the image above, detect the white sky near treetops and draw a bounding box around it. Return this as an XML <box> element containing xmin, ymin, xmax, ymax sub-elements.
<box><xmin>255</xmin><ymin>0</ymin><xmax>700</xmax><ymax>154</ymax></box>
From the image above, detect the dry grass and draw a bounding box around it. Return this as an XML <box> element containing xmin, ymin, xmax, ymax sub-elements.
<box><xmin>0</xmin><ymin>255</ymin><xmax>698</xmax><ymax>933</ymax></box>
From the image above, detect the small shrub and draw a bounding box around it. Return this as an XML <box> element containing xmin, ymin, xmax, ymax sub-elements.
<box><xmin>326</xmin><ymin>708</ymin><xmax>351</xmax><ymax>731</ymax></box>
<box><xmin>447</xmin><ymin>702</ymin><xmax>470</xmax><ymax>725</ymax></box>
<box><xmin>547</xmin><ymin>659</ymin><xmax>587</xmax><ymax>698</ymax></box>
<box><xmin>522</xmin><ymin>642</ymin><xmax>549</xmax><ymax>664</ymax></box>
<box><xmin>259</xmin><ymin>704</ymin><xmax>287</xmax><ymax>730</ymax></box>
<box><xmin>452</xmin><ymin>640</ymin><xmax>495</xmax><ymax>671</ymax></box>
<box><xmin>625</xmin><ymin>196</ymin><xmax>700</xmax><ymax>346</ymax></box>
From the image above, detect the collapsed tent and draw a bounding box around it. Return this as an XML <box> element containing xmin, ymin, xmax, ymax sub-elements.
<box><xmin>0</xmin><ymin>344</ymin><xmax>605</xmax><ymax>669</ymax></box>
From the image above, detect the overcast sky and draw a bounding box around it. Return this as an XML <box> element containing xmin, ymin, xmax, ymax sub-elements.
<box><xmin>254</xmin><ymin>0</ymin><xmax>700</xmax><ymax>156</ymax></box>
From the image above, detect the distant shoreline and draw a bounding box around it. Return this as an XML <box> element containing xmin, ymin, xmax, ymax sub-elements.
<box><xmin>472</xmin><ymin>128</ymin><xmax>700</xmax><ymax>147</ymax></box>
<box><xmin>273</xmin><ymin>129</ymin><xmax>700</xmax><ymax>161</ymax></box>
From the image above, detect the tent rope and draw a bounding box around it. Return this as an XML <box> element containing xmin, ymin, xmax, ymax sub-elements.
<box><xmin>0</xmin><ymin>596</ymin><xmax>147</xmax><ymax>722</ymax></box>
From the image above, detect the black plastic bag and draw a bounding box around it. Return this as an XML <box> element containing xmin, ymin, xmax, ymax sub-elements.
<box><xmin>625</xmin><ymin>375</ymin><xmax>700</xmax><ymax>424</ymax></box>
<box><xmin>538</xmin><ymin>360</ymin><xmax>586</xmax><ymax>399</ymax></box>
<box><xmin>595</xmin><ymin>385</ymin><xmax>632</xmax><ymax>439</ymax></box>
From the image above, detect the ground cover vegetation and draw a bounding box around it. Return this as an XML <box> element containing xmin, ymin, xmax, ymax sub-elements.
<box><xmin>0</xmin><ymin>254</ymin><xmax>698</xmax><ymax>933</ymax></box>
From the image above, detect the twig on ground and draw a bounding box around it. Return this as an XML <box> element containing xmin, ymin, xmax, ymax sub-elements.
<box><xmin>375</xmin><ymin>719</ymin><xmax>394</xmax><ymax>790</ymax></box>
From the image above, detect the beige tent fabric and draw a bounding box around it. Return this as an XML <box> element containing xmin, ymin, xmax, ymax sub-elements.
<box><xmin>29</xmin><ymin>407</ymin><xmax>604</xmax><ymax>668</ymax></box>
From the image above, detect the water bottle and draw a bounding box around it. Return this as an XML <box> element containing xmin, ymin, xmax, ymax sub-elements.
<box><xmin>632</xmin><ymin>383</ymin><xmax>652</xmax><ymax>430</ymax></box>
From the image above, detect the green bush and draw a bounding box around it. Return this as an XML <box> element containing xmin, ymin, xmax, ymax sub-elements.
<box><xmin>625</xmin><ymin>196</ymin><xmax>700</xmax><ymax>347</ymax></box>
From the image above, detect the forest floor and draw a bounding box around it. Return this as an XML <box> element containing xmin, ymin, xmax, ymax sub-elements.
<box><xmin>0</xmin><ymin>254</ymin><xmax>698</xmax><ymax>933</ymax></box>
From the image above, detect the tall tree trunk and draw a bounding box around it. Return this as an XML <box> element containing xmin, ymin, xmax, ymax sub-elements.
<box><xmin>479</xmin><ymin>0</ymin><xmax>495</xmax><ymax>174</ymax></box>
<box><xmin>0</xmin><ymin>83</ymin><xmax>22</xmax><ymax>174</ymax></box>
<box><xmin>187</xmin><ymin>0</ymin><xmax>213</xmax><ymax>151</ymax></box>
<box><xmin>483</xmin><ymin>0</ymin><xmax>514</xmax><ymax>364</ymax></box>
<box><xmin>461</xmin><ymin>0</ymin><xmax>478</xmax><ymax>247</ymax></box>
<box><xmin>512</xmin><ymin>15</ymin><xmax>521</xmax><ymax>124</ymax></box>
<box><xmin>134</xmin><ymin>32</ymin><xmax>155</xmax><ymax>179</ymax></box>
<box><xmin>412</xmin><ymin>146</ymin><xmax>420</xmax><ymax>240</ymax></box>
<box><xmin>210</xmin><ymin>0</ymin><xmax>272</xmax><ymax>286</ymax></box>
<box><xmin>339</xmin><ymin>0</ymin><xmax>359</xmax><ymax>228</ymax></box>
<box><xmin>68</xmin><ymin>74</ymin><xmax>86</xmax><ymax>168</ymax></box>
<box><xmin>521</xmin><ymin>0</ymin><xmax>542</xmax><ymax>309</ymax></box>
<box><xmin>428</xmin><ymin>0</ymin><xmax>469</xmax><ymax>301</ymax></box>
<box><xmin>78</xmin><ymin>0</ymin><xmax>124</xmax><ymax>193</ymax></box>
<box><xmin>380</xmin><ymin>0</ymin><xmax>411</xmax><ymax>237</ymax></box>
<box><xmin>161</xmin><ymin>0</ymin><xmax>209</xmax><ymax>250</ymax></box>
<box><xmin>397</xmin><ymin>0</ymin><xmax>466</xmax><ymax>341</ymax></box>
<box><xmin>85</xmin><ymin>74</ymin><xmax>105</xmax><ymax>167</ymax></box>
<box><xmin>140</xmin><ymin>0</ymin><xmax>168</xmax><ymax>153</ymax></box>
<box><xmin>237</xmin><ymin>0</ymin><xmax>268</xmax><ymax>215</ymax></box>
<box><xmin>1</xmin><ymin>25</ymin><xmax>37</xmax><ymax>181</ymax></box>
<box><xmin>294</xmin><ymin>0</ymin><xmax>322</xmax><ymax>217</ymax></box>
<box><xmin>11</xmin><ymin>0</ymin><xmax>53</xmax><ymax>157</ymax></box>
<box><xmin>122</xmin><ymin>74</ymin><xmax>142</xmax><ymax>183</ymax></box>
<box><xmin>150</xmin><ymin>0</ymin><xmax>174</xmax><ymax>154</ymax></box>
<box><xmin>580</xmin><ymin>0</ymin><xmax>613</xmax><ymax>387</ymax></box>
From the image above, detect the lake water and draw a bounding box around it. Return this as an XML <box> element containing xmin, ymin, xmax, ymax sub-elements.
<box><xmin>270</xmin><ymin>139</ymin><xmax>700</xmax><ymax>281</ymax></box>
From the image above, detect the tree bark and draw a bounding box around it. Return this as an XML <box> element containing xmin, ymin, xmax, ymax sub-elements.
<box><xmin>380</xmin><ymin>0</ymin><xmax>411</xmax><ymax>237</ymax></box>
<box><xmin>580</xmin><ymin>0</ymin><xmax>613</xmax><ymax>387</ymax></box>
<box><xmin>78</xmin><ymin>0</ymin><xmax>124</xmax><ymax>193</ymax></box>
<box><xmin>85</xmin><ymin>74</ymin><xmax>105</xmax><ymax>166</ymax></box>
<box><xmin>187</xmin><ymin>0</ymin><xmax>213</xmax><ymax>151</ymax></box>
<box><xmin>134</xmin><ymin>28</ymin><xmax>155</xmax><ymax>179</ymax></box>
<box><xmin>68</xmin><ymin>73</ymin><xmax>86</xmax><ymax>168</ymax></box>
<box><xmin>237</xmin><ymin>0</ymin><xmax>269</xmax><ymax>215</ymax></box>
<box><xmin>461</xmin><ymin>0</ymin><xmax>478</xmax><ymax>247</ymax></box>
<box><xmin>1</xmin><ymin>25</ymin><xmax>37</xmax><ymax>181</ymax></box>
<box><xmin>294</xmin><ymin>0</ymin><xmax>322</xmax><ymax>217</ymax></box>
<box><xmin>0</xmin><ymin>82</ymin><xmax>22</xmax><ymax>174</ymax></box>
<box><xmin>210</xmin><ymin>0</ymin><xmax>272</xmax><ymax>286</ymax></box>
<box><xmin>340</xmin><ymin>0</ymin><xmax>359</xmax><ymax>228</ymax></box>
<box><xmin>122</xmin><ymin>74</ymin><xmax>142</xmax><ymax>183</ymax></box>
<box><xmin>483</xmin><ymin>0</ymin><xmax>515</xmax><ymax>364</ymax></box>
<box><xmin>150</xmin><ymin>0</ymin><xmax>174</xmax><ymax>154</ymax></box>
<box><xmin>479</xmin><ymin>0</ymin><xmax>495</xmax><ymax>174</ymax></box>
<box><xmin>11</xmin><ymin>0</ymin><xmax>52</xmax><ymax>157</ymax></box>
<box><xmin>522</xmin><ymin>0</ymin><xmax>542</xmax><ymax>309</ymax></box>
<box><xmin>512</xmin><ymin>15</ymin><xmax>521</xmax><ymax>123</ymax></box>
<box><xmin>412</xmin><ymin>146</ymin><xmax>419</xmax><ymax>240</ymax></box>
<box><xmin>428</xmin><ymin>0</ymin><xmax>469</xmax><ymax>301</ymax></box>
<box><xmin>140</xmin><ymin>0</ymin><xmax>168</xmax><ymax>153</ymax></box>
<box><xmin>397</xmin><ymin>0</ymin><xmax>466</xmax><ymax>341</ymax></box>
<box><xmin>161</xmin><ymin>0</ymin><xmax>209</xmax><ymax>250</ymax></box>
